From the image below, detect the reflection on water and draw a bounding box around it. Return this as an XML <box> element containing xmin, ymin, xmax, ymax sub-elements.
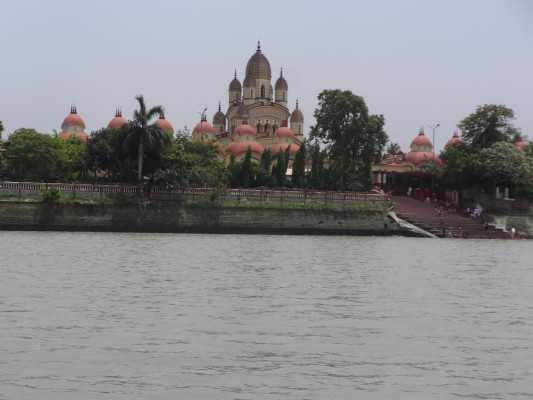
<box><xmin>1</xmin><ymin>232</ymin><xmax>532</xmax><ymax>399</ymax></box>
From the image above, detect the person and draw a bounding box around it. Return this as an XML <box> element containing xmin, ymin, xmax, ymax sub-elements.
<box><xmin>458</xmin><ymin>226</ymin><xmax>464</xmax><ymax>238</ymax></box>
<box><xmin>407</xmin><ymin>186</ymin><xmax>412</xmax><ymax>197</ymax></box>
<box><xmin>511</xmin><ymin>226</ymin><xmax>516</xmax><ymax>239</ymax></box>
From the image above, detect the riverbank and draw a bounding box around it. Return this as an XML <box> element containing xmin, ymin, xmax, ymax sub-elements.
<box><xmin>0</xmin><ymin>200</ymin><xmax>414</xmax><ymax>236</ymax></box>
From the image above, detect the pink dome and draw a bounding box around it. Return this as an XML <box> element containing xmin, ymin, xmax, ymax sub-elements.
<box><xmin>411</xmin><ymin>132</ymin><xmax>432</xmax><ymax>148</ymax></box>
<box><xmin>61</xmin><ymin>106</ymin><xmax>86</xmax><ymax>130</ymax></box>
<box><xmin>234</xmin><ymin>121</ymin><xmax>256</xmax><ymax>137</ymax></box>
<box><xmin>155</xmin><ymin>114</ymin><xmax>174</xmax><ymax>133</ymax></box>
<box><xmin>193</xmin><ymin>119</ymin><xmax>216</xmax><ymax>135</ymax></box>
<box><xmin>58</xmin><ymin>131</ymin><xmax>89</xmax><ymax>141</ymax></box>
<box><xmin>405</xmin><ymin>151</ymin><xmax>440</xmax><ymax>166</ymax></box>
<box><xmin>274</xmin><ymin>125</ymin><xmax>295</xmax><ymax>139</ymax></box>
<box><xmin>225</xmin><ymin>140</ymin><xmax>264</xmax><ymax>157</ymax></box>
<box><xmin>107</xmin><ymin>109</ymin><xmax>127</xmax><ymax>129</ymax></box>
<box><xmin>516</xmin><ymin>140</ymin><xmax>527</xmax><ymax>150</ymax></box>
<box><xmin>270</xmin><ymin>142</ymin><xmax>300</xmax><ymax>156</ymax></box>
<box><xmin>444</xmin><ymin>132</ymin><xmax>462</xmax><ymax>150</ymax></box>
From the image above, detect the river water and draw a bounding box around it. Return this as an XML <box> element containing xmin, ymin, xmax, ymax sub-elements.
<box><xmin>0</xmin><ymin>232</ymin><xmax>532</xmax><ymax>399</ymax></box>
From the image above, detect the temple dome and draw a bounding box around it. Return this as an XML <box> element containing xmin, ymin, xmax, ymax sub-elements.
<box><xmin>444</xmin><ymin>131</ymin><xmax>462</xmax><ymax>150</ymax></box>
<box><xmin>193</xmin><ymin>117</ymin><xmax>216</xmax><ymax>136</ymax></box>
<box><xmin>213</xmin><ymin>103</ymin><xmax>225</xmax><ymax>125</ymax></box>
<box><xmin>61</xmin><ymin>106</ymin><xmax>86</xmax><ymax>130</ymax></box>
<box><xmin>107</xmin><ymin>108</ymin><xmax>127</xmax><ymax>129</ymax></box>
<box><xmin>275</xmin><ymin>69</ymin><xmax>288</xmax><ymax>90</ymax></box>
<box><xmin>155</xmin><ymin>113</ymin><xmax>174</xmax><ymax>133</ymax></box>
<box><xmin>229</xmin><ymin>70</ymin><xmax>242</xmax><ymax>91</ymax></box>
<box><xmin>290</xmin><ymin>100</ymin><xmax>304</xmax><ymax>123</ymax></box>
<box><xmin>234</xmin><ymin>121</ymin><xmax>256</xmax><ymax>137</ymax></box>
<box><xmin>245</xmin><ymin>42</ymin><xmax>271</xmax><ymax>80</ymax></box>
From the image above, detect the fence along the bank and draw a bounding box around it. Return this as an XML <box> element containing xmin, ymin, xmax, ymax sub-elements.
<box><xmin>0</xmin><ymin>182</ymin><xmax>391</xmax><ymax>206</ymax></box>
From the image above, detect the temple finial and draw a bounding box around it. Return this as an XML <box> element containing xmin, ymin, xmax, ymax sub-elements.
<box><xmin>257</xmin><ymin>41</ymin><xmax>261</xmax><ymax>51</ymax></box>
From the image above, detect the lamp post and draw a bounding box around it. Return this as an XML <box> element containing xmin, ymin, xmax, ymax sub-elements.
<box><xmin>427</xmin><ymin>123</ymin><xmax>440</xmax><ymax>162</ymax></box>
<box><xmin>427</xmin><ymin>124</ymin><xmax>440</xmax><ymax>192</ymax></box>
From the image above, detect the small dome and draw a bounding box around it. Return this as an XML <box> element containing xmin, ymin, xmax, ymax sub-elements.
<box><xmin>275</xmin><ymin>68</ymin><xmax>288</xmax><ymax>91</ymax></box>
<box><xmin>61</xmin><ymin>106</ymin><xmax>86</xmax><ymax>130</ymax></box>
<box><xmin>225</xmin><ymin>141</ymin><xmax>264</xmax><ymax>157</ymax></box>
<box><xmin>270</xmin><ymin>142</ymin><xmax>300</xmax><ymax>156</ymax></box>
<box><xmin>516</xmin><ymin>140</ymin><xmax>527</xmax><ymax>150</ymax></box>
<box><xmin>228</xmin><ymin>70</ymin><xmax>242</xmax><ymax>92</ymax></box>
<box><xmin>245</xmin><ymin>41</ymin><xmax>271</xmax><ymax>80</ymax></box>
<box><xmin>274</xmin><ymin>124</ymin><xmax>295</xmax><ymax>139</ymax></box>
<box><xmin>444</xmin><ymin>131</ymin><xmax>462</xmax><ymax>150</ymax></box>
<box><xmin>58</xmin><ymin>131</ymin><xmax>89</xmax><ymax>141</ymax></box>
<box><xmin>234</xmin><ymin>121</ymin><xmax>256</xmax><ymax>137</ymax></box>
<box><xmin>193</xmin><ymin>117</ymin><xmax>216</xmax><ymax>136</ymax></box>
<box><xmin>290</xmin><ymin>100</ymin><xmax>304</xmax><ymax>123</ymax></box>
<box><xmin>107</xmin><ymin>108</ymin><xmax>127</xmax><ymax>129</ymax></box>
<box><xmin>410</xmin><ymin>130</ymin><xmax>433</xmax><ymax>151</ymax></box>
<box><xmin>213</xmin><ymin>102</ymin><xmax>226</xmax><ymax>125</ymax></box>
<box><xmin>155</xmin><ymin>113</ymin><xmax>174</xmax><ymax>133</ymax></box>
<box><xmin>405</xmin><ymin>151</ymin><xmax>440</xmax><ymax>167</ymax></box>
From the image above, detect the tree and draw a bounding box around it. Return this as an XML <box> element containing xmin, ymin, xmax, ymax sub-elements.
<box><xmin>240</xmin><ymin>146</ymin><xmax>254</xmax><ymax>188</ymax></box>
<box><xmin>480</xmin><ymin>142</ymin><xmax>533</xmax><ymax>189</ymax></box>
<box><xmin>5</xmin><ymin>128</ymin><xmax>63</xmax><ymax>181</ymax></box>
<box><xmin>272</xmin><ymin>149</ymin><xmax>287</xmax><ymax>187</ymax></box>
<box><xmin>458</xmin><ymin>104</ymin><xmax>519</xmax><ymax>151</ymax></box>
<box><xmin>386</xmin><ymin>142</ymin><xmax>401</xmax><ymax>155</ymax></box>
<box><xmin>308</xmin><ymin>142</ymin><xmax>325</xmax><ymax>189</ymax></box>
<box><xmin>292</xmin><ymin>141</ymin><xmax>306</xmax><ymax>188</ymax></box>
<box><xmin>125</xmin><ymin>95</ymin><xmax>171</xmax><ymax>183</ymax></box>
<box><xmin>0</xmin><ymin>120</ymin><xmax>4</xmax><ymax>140</ymax></box>
<box><xmin>310</xmin><ymin>89</ymin><xmax>388</xmax><ymax>190</ymax></box>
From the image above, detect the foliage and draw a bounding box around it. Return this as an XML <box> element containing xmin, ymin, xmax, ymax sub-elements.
<box><xmin>308</xmin><ymin>142</ymin><xmax>325</xmax><ymax>189</ymax></box>
<box><xmin>0</xmin><ymin>120</ymin><xmax>4</xmax><ymax>140</ymax></box>
<box><xmin>240</xmin><ymin>146</ymin><xmax>254</xmax><ymax>188</ymax></box>
<box><xmin>39</xmin><ymin>187</ymin><xmax>61</xmax><ymax>203</ymax></box>
<box><xmin>479</xmin><ymin>141</ymin><xmax>533</xmax><ymax>187</ymax></box>
<box><xmin>458</xmin><ymin>104</ymin><xmax>519</xmax><ymax>150</ymax></box>
<box><xmin>310</xmin><ymin>89</ymin><xmax>388</xmax><ymax>190</ymax></box>
<box><xmin>54</xmin><ymin>136</ymin><xmax>88</xmax><ymax>182</ymax></box>
<box><xmin>386</xmin><ymin>142</ymin><xmax>401</xmax><ymax>155</ymax></box>
<box><xmin>272</xmin><ymin>149</ymin><xmax>287</xmax><ymax>187</ymax></box>
<box><xmin>5</xmin><ymin>128</ymin><xmax>63</xmax><ymax>181</ymax></box>
<box><xmin>292</xmin><ymin>140</ymin><xmax>306</xmax><ymax>188</ymax></box>
<box><xmin>438</xmin><ymin>142</ymin><xmax>484</xmax><ymax>189</ymax></box>
<box><xmin>125</xmin><ymin>95</ymin><xmax>171</xmax><ymax>183</ymax></box>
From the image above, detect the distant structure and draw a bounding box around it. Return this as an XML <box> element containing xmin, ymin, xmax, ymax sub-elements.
<box><xmin>192</xmin><ymin>42</ymin><xmax>304</xmax><ymax>164</ymax></box>
<box><xmin>58</xmin><ymin>106</ymin><xmax>89</xmax><ymax>141</ymax></box>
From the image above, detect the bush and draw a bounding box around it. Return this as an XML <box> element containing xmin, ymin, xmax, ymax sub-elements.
<box><xmin>39</xmin><ymin>187</ymin><xmax>61</xmax><ymax>203</ymax></box>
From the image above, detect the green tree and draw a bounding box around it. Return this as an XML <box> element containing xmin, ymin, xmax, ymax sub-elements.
<box><xmin>480</xmin><ymin>141</ymin><xmax>533</xmax><ymax>189</ymax></box>
<box><xmin>0</xmin><ymin>120</ymin><xmax>4</xmax><ymax>140</ymax></box>
<box><xmin>254</xmin><ymin>147</ymin><xmax>272</xmax><ymax>187</ymax></box>
<box><xmin>310</xmin><ymin>89</ymin><xmax>388</xmax><ymax>190</ymax></box>
<box><xmin>227</xmin><ymin>153</ymin><xmax>241</xmax><ymax>188</ymax></box>
<box><xmin>292</xmin><ymin>141</ymin><xmax>306</xmax><ymax>188</ymax></box>
<box><xmin>272</xmin><ymin>148</ymin><xmax>287</xmax><ymax>187</ymax></box>
<box><xmin>438</xmin><ymin>142</ymin><xmax>483</xmax><ymax>190</ymax></box>
<box><xmin>240</xmin><ymin>146</ymin><xmax>254</xmax><ymax>188</ymax></box>
<box><xmin>5</xmin><ymin>128</ymin><xmax>62</xmax><ymax>181</ymax></box>
<box><xmin>55</xmin><ymin>136</ymin><xmax>88</xmax><ymax>182</ymax></box>
<box><xmin>308</xmin><ymin>142</ymin><xmax>325</xmax><ymax>189</ymax></box>
<box><xmin>125</xmin><ymin>95</ymin><xmax>171</xmax><ymax>183</ymax></box>
<box><xmin>458</xmin><ymin>104</ymin><xmax>519</xmax><ymax>151</ymax></box>
<box><xmin>386</xmin><ymin>142</ymin><xmax>401</xmax><ymax>155</ymax></box>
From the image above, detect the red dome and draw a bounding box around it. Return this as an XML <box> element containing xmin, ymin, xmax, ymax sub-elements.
<box><xmin>270</xmin><ymin>142</ymin><xmax>300</xmax><ymax>156</ymax></box>
<box><xmin>193</xmin><ymin>119</ymin><xmax>216</xmax><ymax>135</ymax></box>
<box><xmin>444</xmin><ymin>132</ymin><xmax>462</xmax><ymax>150</ymax></box>
<box><xmin>108</xmin><ymin>109</ymin><xmax>127</xmax><ymax>129</ymax></box>
<box><xmin>405</xmin><ymin>151</ymin><xmax>440</xmax><ymax>166</ymax></box>
<box><xmin>411</xmin><ymin>132</ymin><xmax>432</xmax><ymax>148</ymax></box>
<box><xmin>58</xmin><ymin>131</ymin><xmax>89</xmax><ymax>141</ymax></box>
<box><xmin>274</xmin><ymin>126</ymin><xmax>295</xmax><ymax>139</ymax></box>
<box><xmin>516</xmin><ymin>140</ymin><xmax>527</xmax><ymax>150</ymax></box>
<box><xmin>225</xmin><ymin>141</ymin><xmax>264</xmax><ymax>157</ymax></box>
<box><xmin>234</xmin><ymin>121</ymin><xmax>256</xmax><ymax>137</ymax></box>
<box><xmin>61</xmin><ymin>106</ymin><xmax>86</xmax><ymax>130</ymax></box>
<box><xmin>155</xmin><ymin>115</ymin><xmax>174</xmax><ymax>133</ymax></box>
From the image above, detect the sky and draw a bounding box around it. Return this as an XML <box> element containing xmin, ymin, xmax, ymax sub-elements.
<box><xmin>1</xmin><ymin>0</ymin><xmax>532</xmax><ymax>153</ymax></box>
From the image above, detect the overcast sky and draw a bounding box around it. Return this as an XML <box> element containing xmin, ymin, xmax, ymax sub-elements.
<box><xmin>1</xmin><ymin>0</ymin><xmax>532</xmax><ymax>153</ymax></box>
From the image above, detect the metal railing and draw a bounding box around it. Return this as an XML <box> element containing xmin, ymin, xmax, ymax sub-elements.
<box><xmin>0</xmin><ymin>181</ymin><xmax>392</xmax><ymax>206</ymax></box>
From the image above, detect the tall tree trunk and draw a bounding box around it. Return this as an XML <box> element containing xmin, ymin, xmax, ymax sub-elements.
<box><xmin>137</xmin><ymin>140</ymin><xmax>144</xmax><ymax>183</ymax></box>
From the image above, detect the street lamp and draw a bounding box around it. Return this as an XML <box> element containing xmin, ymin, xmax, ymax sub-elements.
<box><xmin>427</xmin><ymin>123</ymin><xmax>440</xmax><ymax>192</ymax></box>
<box><xmin>427</xmin><ymin>123</ymin><xmax>440</xmax><ymax>162</ymax></box>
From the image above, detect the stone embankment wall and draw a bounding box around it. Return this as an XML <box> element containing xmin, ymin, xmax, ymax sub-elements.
<box><xmin>0</xmin><ymin>201</ymin><xmax>405</xmax><ymax>236</ymax></box>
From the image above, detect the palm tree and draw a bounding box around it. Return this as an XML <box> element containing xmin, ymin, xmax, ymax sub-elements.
<box><xmin>386</xmin><ymin>142</ymin><xmax>401</xmax><ymax>155</ymax></box>
<box><xmin>126</xmin><ymin>95</ymin><xmax>170</xmax><ymax>183</ymax></box>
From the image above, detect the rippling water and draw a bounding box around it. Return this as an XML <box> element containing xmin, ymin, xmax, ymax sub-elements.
<box><xmin>1</xmin><ymin>232</ymin><xmax>532</xmax><ymax>399</ymax></box>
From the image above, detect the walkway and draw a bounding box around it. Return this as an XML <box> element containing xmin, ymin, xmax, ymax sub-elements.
<box><xmin>391</xmin><ymin>195</ymin><xmax>509</xmax><ymax>239</ymax></box>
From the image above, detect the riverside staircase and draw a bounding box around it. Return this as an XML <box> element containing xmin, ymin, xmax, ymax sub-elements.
<box><xmin>391</xmin><ymin>195</ymin><xmax>509</xmax><ymax>239</ymax></box>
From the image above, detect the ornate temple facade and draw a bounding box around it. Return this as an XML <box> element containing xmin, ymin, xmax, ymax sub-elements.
<box><xmin>192</xmin><ymin>43</ymin><xmax>304</xmax><ymax>163</ymax></box>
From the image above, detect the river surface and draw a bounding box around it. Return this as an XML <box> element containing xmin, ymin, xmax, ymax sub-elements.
<box><xmin>0</xmin><ymin>232</ymin><xmax>532</xmax><ymax>399</ymax></box>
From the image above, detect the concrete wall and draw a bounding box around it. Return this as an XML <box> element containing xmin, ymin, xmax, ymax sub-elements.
<box><xmin>0</xmin><ymin>201</ymin><xmax>402</xmax><ymax>236</ymax></box>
